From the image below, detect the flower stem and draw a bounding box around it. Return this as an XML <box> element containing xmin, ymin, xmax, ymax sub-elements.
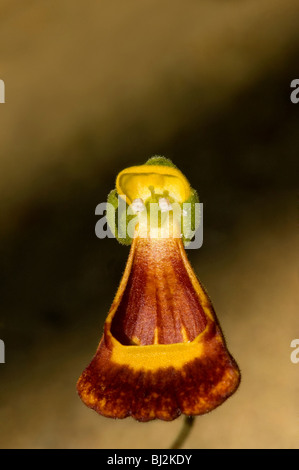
<box><xmin>170</xmin><ymin>416</ymin><xmax>195</xmax><ymax>449</ymax></box>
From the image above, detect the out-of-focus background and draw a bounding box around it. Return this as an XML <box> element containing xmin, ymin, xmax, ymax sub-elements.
<box><xmin>0</xmin><ymin>0</ymin><xmax>298</xmax><ymax>449</ymax></box>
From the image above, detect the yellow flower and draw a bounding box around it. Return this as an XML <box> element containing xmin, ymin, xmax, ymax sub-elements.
<box><xmin>77</xmin><ymin>157</ymin><xmax>240</xmax><ymax>421</ymax></box>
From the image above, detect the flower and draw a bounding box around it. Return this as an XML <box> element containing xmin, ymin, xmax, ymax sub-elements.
<box><xmin>77</xmin><ymin>157</ymin><xmax>240</xmax><ymax>421</ymax></box>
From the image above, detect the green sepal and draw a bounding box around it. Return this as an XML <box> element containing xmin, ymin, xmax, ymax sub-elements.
<box><xmin>106</xmin><ymin>189</ymin><xmax>134</xmax><ymax>245</ymax></box>
<box><xmin>145</xmin><ymin>156</ymin><xmax>177</xmax><ymax>168</ymax></box>
<box><xmin>106</xmin><ymin>189</ymin><xmax>118</xmax><ymax>238</ymax></box>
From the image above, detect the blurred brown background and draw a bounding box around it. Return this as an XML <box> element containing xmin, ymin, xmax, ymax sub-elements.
<box><xmin>0</xmin><ymin>0</ymin><xmax>298</xmax><ymax>449</ymax></box>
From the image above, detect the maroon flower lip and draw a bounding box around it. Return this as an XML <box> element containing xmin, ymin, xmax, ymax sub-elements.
<box><xmin>77</xmin><ymin>234</ymin><xmax>240</xmax><ymax>422</ymax></box>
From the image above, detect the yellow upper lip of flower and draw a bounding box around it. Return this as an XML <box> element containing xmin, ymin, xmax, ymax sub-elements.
<box><xmin>116</xmin><ymin>164</ymin><xmax>191</xmax><ymax>204</ymax></box>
